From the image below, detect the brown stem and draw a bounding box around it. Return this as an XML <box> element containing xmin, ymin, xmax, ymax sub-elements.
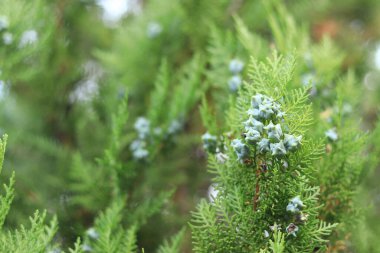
<box><xmin>227</xmin><ymin>0</ymin><xmax>245</xmax><ymax>15</ymax></box>
<box><xmin>253</xmin><ymin>166</ymin><xmax>261</xmax><ymax>211</ymax></box>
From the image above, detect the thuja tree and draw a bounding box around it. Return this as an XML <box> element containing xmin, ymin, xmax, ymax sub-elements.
<box><xmin>0</xmin><ymin>0</ymin><xmax>110</xmax><ymax>230</ymax></box>
<box><xmin>353</xmin><ymin>121</ymin><xmax>380</xmax><ymax>253</ymax></box>
<box><xmin>0</xmin><ymin>135</ymin><xmax>59</xmax><ymax>252</ymax></box>
<box><xmin>191</xmin><ymin>1</ymin><xmax>376</xmax><ymax>250</ymax></box>
<box><xmin>1</xmin><ymin>0</ymin><xmax>199</xmax><ymax>248</ymax></box>
<box><xmin>0</xmin><ymin>126</ymin><xmax>184</xmax><ymax>252</ymax></box>
<box><xmin>1</xmin><ymin>0</ymin><xmax>379</xmax><ymax>252</ymax></box>
<box><xmin>191</xmin><ymin>53</ymin><xmax>339</xmax><ymax>252</ymax></box>
<box><xmin>68</xmin><ymin>55</ymin><xmax>205</xmax><ymax>251</ymax></box>
<box><xmin>265</xmin><ymin>4</ymin><xmax>372</xmax><ymax>249</ymax></box>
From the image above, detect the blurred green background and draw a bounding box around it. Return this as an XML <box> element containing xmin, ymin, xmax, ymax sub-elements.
<box><xmin>1</xmin><ymin>0</ymin><xmax>380</xmax><ymax>252</ymax></box>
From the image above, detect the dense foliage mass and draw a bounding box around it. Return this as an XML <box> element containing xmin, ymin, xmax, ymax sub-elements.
<box><xmin>1</xmin><ymin>0</ymin><xmax>380</xmax><ymax>252</ymax></box>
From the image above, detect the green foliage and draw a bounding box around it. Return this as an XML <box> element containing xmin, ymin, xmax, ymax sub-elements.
<box><xmin>0</xmin><ymin>0</ymin><xmax>54</xmax><ymax>81</ymax></box>
<box><xmin>69</xmin><ymin>97</ymin><xmax>129</xmax><ymax>211</ymax></box>
<box><xmin>0</xmin><ymin>171</ymin><xmax>14</xmax><ymax>229</ymax></box>
<box><xmin>0</xmin><ymin>211</ymin><xmax>58</xmax><ymax>253</ymax></box>
<box><xmin>0</xmin><ymin>127</ymin><xmax>172</xmax><ymax>252</ymax></box>
<box><xmin>68</xmin><ymin>238</ymin><xmax>84</xmax><ymax>253</ymax></box>
<box><xmin>0</xmin><ymin>135</ymin><xmax>14</xmax><ymax>229</ymax></box>
<box><xmin>264</xmin><ymin>0</ymin><xmax>309</xmax><ymax>53</ymax></box>
<box><xmin>1</xmin><ymin>0</ymin><xmax>380</xmax><ymax>252</ymax></box>
<box><xmin>0</xmin><ymin>135</ymin><xmax>58</xmax><ymax>252</ymax></box>
<box><xmin>85</xmin><ymin>199</ymin><xmax>137</xmax><ymax>253</ymax></box>
<box><xmin>268</xmin><ymin>227</ymin><xmax>285</xmax><ymax>253</ymax></box>
<box><xmin>157</xmin><ymin>228</ymin><xmax>186</xmax><ymax>253</ymax></box>
<box><xmin>191</xmin><ymin>54</ymin><xmax>338</xmax><ymax>252</ymax></box>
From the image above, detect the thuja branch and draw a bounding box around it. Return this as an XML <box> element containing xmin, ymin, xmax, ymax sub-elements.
<box><xmin>253</xmin><ymin>163</ymin><xmax>261</xmax><ymax>212</ymax></box>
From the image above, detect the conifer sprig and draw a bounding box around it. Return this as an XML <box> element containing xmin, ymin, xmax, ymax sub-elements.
<box><xmin>192</xmin><ymin>54</ymin><xmax>337</xmax><ymax>252</ymax></box>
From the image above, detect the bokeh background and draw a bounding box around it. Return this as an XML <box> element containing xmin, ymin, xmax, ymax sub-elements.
<box><xmin>1</xmin><ymin>0</ymin><xmax>380</xmax><ymax>252</ymax></box>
